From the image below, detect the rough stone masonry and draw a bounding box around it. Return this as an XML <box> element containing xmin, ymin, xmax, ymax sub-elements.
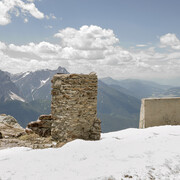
<box><xmin>51</xmin><ymin>73</ymin><xmax>101</xmax><ymax>142</ymax></box>
<box><xmin>139</xmin><ymin>97</ymin><xmax>180</xmax><ymax>128</ymax></box>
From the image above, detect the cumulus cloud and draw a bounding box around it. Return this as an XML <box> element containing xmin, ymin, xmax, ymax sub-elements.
<box><xmin>160</xmin><ymin>33</ymin><xmax>180</xmax><ymax>50</ymax></box>
<box><xmin>0</xmin><ymin>41</ymin><xmax>7</xmax><ymax>50</ymax></box>
<box><xmin>54</xmin><ymin>25</ymin><xmax>119</xmax><ymax>50</ymax></box>
<box><xmin>1</xmin><ymin>26</ymin><xmax>180</xmax><ymax>80</ymax></box>
<box><xmin>0</xmin><ymin>0</ymin><xmax>44</xmax><ymax>25</ymax></box>
<box><xmin>8</xmin><ymin>41</ymin><xmax>62</xmax><ymax>59</ymax></box>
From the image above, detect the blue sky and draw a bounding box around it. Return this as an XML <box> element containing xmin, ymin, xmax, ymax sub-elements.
<box><xmin>0</xmin><ymin>0</ymin><xmax>180</xmax><ymax>82</ymax></box>
<box><xmin>1</xmin><ymin>0</ymin><xmax>180</xmax><ymax>45</ymax></box>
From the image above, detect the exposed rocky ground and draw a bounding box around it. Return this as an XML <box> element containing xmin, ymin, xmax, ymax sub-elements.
<box><xmin>0</xmin><ymin>114</ymin><xmax>61</xmax><ymax>149</ymax></box>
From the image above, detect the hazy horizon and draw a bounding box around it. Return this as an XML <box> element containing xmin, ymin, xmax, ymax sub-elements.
<box><xmin>2</xmin><ymin>65</ymin><xmax>180</xmax><ymax>86</ymax></box>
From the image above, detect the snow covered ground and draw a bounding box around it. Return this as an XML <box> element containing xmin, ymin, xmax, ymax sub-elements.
<box><xmin>0</xmin><ymin>126</ymin><xmax>180</xmax><ymax>180</ymax></box>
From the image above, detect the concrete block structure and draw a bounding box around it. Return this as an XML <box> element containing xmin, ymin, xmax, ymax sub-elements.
<box><xmin>51</xmin><ymin>73</ymin><xmax>101</xmax><ymax>142</ymax></box>
<box><xmin>139</xmin><ymin>97</ymin><xmax>180</xmax><ymax>128</ymax></box>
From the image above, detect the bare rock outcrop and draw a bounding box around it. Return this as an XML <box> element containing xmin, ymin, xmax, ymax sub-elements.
<box><xmin>26</xmin><ymin>115</ymin><xmax>52</xmax><ymax>137</ymax></box>
<box><xmin>0</xmin><ymin>114</ymin><xmax>25</xmax><ymax>138</ymax></box>
<box><xmin>0</xmin><ymin>114</ymin><xmax>55</xmax><ymax>150</ymax></box>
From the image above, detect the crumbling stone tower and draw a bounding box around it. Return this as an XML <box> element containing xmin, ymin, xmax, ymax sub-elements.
<box><xmin>51</xmin><ymin>73</ymin><xmax>101</xmax><ymax>142</ymax></box>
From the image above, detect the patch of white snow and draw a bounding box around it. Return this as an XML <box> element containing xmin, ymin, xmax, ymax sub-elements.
<box><xmin>37</xmin><ymin>77</ymin><xmax>50</xmax><ymax>89</ymax></box>
<box><xmin>0</xmin><ymin>126</ymin><xmax>180</xmax><ymax>180</ymax></box>
<box><xmin>13</xmin><ymin>72</ymin><xmax>30</xmax><ymax>82</ymax></box>
<box><xmin>22</xmin><ymin>72</ymin><xmax>30</xmax><ymax>78</ymax></box>
<box><xmin>9</xmin><ymin>91</ymin><xmax>25</xmax><ymax>102</ymax></box>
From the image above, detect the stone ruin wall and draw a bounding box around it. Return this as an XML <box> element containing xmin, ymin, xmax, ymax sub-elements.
<box><xmin>51</xmin><ymin>73</ymin><xmax>101</xmax><ymax>142</ymax></box>
<box><xmin>139</xmin><ymin>97</ymin><xmax>180</xmax><ymax>128</ymax></box>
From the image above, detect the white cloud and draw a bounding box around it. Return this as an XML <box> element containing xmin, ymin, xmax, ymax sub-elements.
<box><xmin>1</xmin><ymin>27</ymin><xmax>180</xmax><ymax>80</ymax></box>
<box><xmin>0</xmin><ymin>0</ymin><xmax>44</xmax><ymax>25</ymax></box>
<box><xmin>160</xmin><ymin>33</ymin><xmax>180</xmax><ymax>50</ymax></box>
<box><xmin>0</xmin><ymin>41</ymin><xmax>7</xmax><ymax>50</ymax></box>
<box><xmin>54</xmin><ymin>25</ymin><xmax>119</xmax><ymax>50</ymax></box>
<box><xmin>9</xmin><ymin>41</ymin><xmax>62</xmax><ymax>59</ymax></box>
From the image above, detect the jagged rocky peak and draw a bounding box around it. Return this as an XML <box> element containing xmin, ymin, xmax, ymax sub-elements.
<box><xmin>10</xmin><ymin>66</ymin><xmax>69</xmax><ymax>101</ymax></box>
<box><xmin>11</xmin><ymin>66</ymin><xmax>69</xmax><ymax>82</ymax></box>
<box><xmin>56</xmin><ymin>66</ymin><xmax>69</xmax><ymax>74</ymax></box>
<box><xmin>0</xmin><ymin>70</ymin><xmax>24</xmax><ymax>102</ymax></box>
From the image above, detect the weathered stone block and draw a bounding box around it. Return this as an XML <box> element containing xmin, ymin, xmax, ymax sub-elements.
<box><xmin>139</xmin><ymin>97</ymin><xmax>180</xmax><ymax>128</ymax></box>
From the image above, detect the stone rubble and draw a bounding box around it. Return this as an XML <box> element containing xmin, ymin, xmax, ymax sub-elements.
<box><xmin>0</xmin><ymin>73</ymin><xmax>101</xmax><ymax>149</ymax></box>
<box><xmin>26</xmin><ymin>114</ymin><xmax>52</xmax><ymax>137</ymax></box>
<box><xmin>0</xmin><ymin>114</ymin><xmax>56</xmax><ymax>150</ymax></box>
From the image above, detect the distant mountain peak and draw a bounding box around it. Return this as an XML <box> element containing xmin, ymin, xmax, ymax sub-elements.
<box><xmin>56</xmin><ymin>66</ymin><xmax>69</xmax><ymax>74</ymax></box>
<box><xmin>0</xmin><ymin>70</ymin><xmax>23</xmax><ymax>102</ymax></box>
<box><xmin>10</xmin><ymin>66</ymin><xmax>69</xmax><ymax>102</ymax></box>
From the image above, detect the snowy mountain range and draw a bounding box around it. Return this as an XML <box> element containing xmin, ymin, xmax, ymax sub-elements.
<box><xmin>0</xmin><ymin>67</ymin><xmax>68</xmax><ymax>103</ymax></box>
<box><xmin>1</xmin><ymin>66</ymin><xmax>180</xmax><ymax>132</ymax></box>
<box><xmin>0</xmin><ymin>67</ymin><xmax>141</xmax><ymax>131</ymax></box>
<box><xmin>11</xmin><ymin>66</ymin><xmax>68</xmax><ymax>101</ymax></box>
<box><xmin>0</xmin><ymin>70</ymin><xmax>24</xmax><ymax>102</ymax></box>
